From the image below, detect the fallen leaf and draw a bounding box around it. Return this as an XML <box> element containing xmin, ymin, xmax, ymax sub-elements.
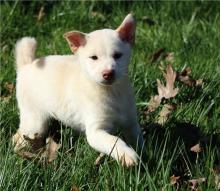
<box><xmin>142</xmin><ymin>16</ymin><xmax>155</xmax><ymax>26</ymax></box>
<box><xmin>147</xmin><ymin>95</ymin><xmax>161</xmax><ymax>113</ymax></box>
<box><xmin>196</xmin><ymin>79</ymin><xmax>203</xmax><ymax>86</ymax></box>
<box><xmin>17</xmin><ymin>151</ymin><xmax>37</xmax><ymax>159</ymax></box>
<box><xmin>94</xmin><ymin>153</ymin><xmax>105</xmax><ymax>166</ymax></box>
<box><xmin>213</xmin><ymin>167</ymin><xmax>220</xmax><ymax>190</ymax></box>
<box><xmin>45</xmin><ymin>136</ymin><xmax>60</xmax><ymax>163</ymax></box>
<box><xmin>23</xmin><ymin>134</ymin><xmax>46</xmax><ymax>152</ymax></box>
<box><xmin>146</xmin><ymin>65</ymin><xmax>178</xmax><ymax>114</ymax></box>
<box><xmin>157</xmin><ymin>64</ymin><xmax>179</xmax><ymax>99</ymax></box>
<box><xmin>4</xmin><ymin>82</ymin><xmax>14</xmax><ymax>93</ymax></box>
<box><xmin>158</xmin><ymin>104</ymin><xmax>176</xmax><ymax>125</ymax></box>
<box><xmin>150</xmin><ymin>48</ymin><xmax>166</xmax><ymax>63</ymax></box>
<box><xmin>176</xmin><ymin>67</ymin><xmax>203</xmax><ymax>87</ymax></box>
<box><xmin>190</xmin><ymin>143</ymin><xmax>202</xmax><ymax>153</ymax></box>
<box><xmin>170</xmin><ymin>175</ymin><xmax>180</xmax><ymax>189</ymax></box>
<box><xmin>164</xmin><ymin>52</ymin><xmax>174</xmax><ymax>63</ymax></box>
<box><xmin>71</xmin><ymin>185</ymin><xmax>80</xmax><ymax>191</ymax></box>
<box><xmin>1</xmin><ymin>82</ymin><xmax>14</xmax><ymax>102</ymax></box>
<box><xmin>188</xmin><ymin>178</ymin><xmax>206</xmax><ymax>190</ymax></box>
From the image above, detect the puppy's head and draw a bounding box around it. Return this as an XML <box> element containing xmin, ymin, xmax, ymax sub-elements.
<box><xmin>64</xmin><ymin>14</ymin><xmax>135</xmax><ymax>86</ymax></box>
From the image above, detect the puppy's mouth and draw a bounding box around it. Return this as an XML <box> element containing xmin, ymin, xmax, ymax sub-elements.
<box><xmin>100</xmin><ymin>79</ymin><xmax>115</xmax><ymax>86</ymax></box>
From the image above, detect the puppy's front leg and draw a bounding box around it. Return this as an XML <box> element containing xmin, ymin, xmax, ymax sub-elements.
<box><xmin>86</xmin><ymin>128</ymin><xmax>138</xmax><ymax>167</ymax></box>
<box><xmin>123</xmin><ymin>123</ymin><xmax>145</xmax><ymax>156</ymax></box>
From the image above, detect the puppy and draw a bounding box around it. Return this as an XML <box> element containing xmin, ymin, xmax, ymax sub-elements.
<box><xmin>13</xmin><ymin>14</ymin><xmax>144</xmax><ymax>167</ymax></box>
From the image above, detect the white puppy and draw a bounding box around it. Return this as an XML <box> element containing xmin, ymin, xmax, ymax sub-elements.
<box><xmin>13</xmin><ymin>14</ymin><xmax>144</xmax><ymax>167</ymax></box>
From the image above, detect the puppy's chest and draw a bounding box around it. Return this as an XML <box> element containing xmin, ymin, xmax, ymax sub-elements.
<box><xmin>61</xmin><ymin>89</ymin><xmax>129</xmax><ymax>130</ymax></box>
<box><xmin>102</xmin><ymin>95</ymin><xmax>128</xmax><ymax>123</ymax></box>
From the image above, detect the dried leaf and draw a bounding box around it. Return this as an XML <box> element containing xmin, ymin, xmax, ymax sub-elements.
<box><xmin>165</xmin><ymin>52</ymin><xmax>174</xmax><ymax>63</ymax></box>
<box><xmin>150</xmin><ymin>48</ymin><xmax>166</xmax><ymax>63</ymax></box>
<box><xmin>146</xmin><ymin>65</ymin><xmax>178</xmax><ymax>114</ymax></box>
<box><xmin>17</xmin><ymin>151</ymin><xmax>37</xmax><ymax>159</ymax></box>
<box><xmin>147</xmin><ymin>95</ymin><xmax>161</xmax><ymax>113</ymax></box>
<box><xmin>95</xmin><ymin>153</ymin><xmax>105</xmax><ymax>166</ymax></box>
<box><xmin>190</xmin><ymin>143</ymin><xmax>202</xmax><ymax>153</ymax></box>
<box><xmin>45</xmin><ymin>136</ymin><xmax>60</xmax><ymax>163</ymax></box>
<box><xmin>37</xmin><ymin>6</ymin><xmax>45</xmax><ymax>21</ymax></box>
<box><xmin>157</xmin><ymin>64</ymin><xmax>179</xmax><ymax>99</ymax></box>
<box><xmin>4</xmin><ymin>82</ymin><xmax>14</xmax><ymax>93</ymax></box>
<box><xmin>158</xmin><ymin>104</ymin><xmax>176</xmax><ymax>125</ymax></box>
<box><xmin>71</xmin><ymin>185</ymin><xmax>80</xmax><ymax>191</ymax></box>
<box><xmin>23</xmin><ymin>134</ymin><xmax>45</xmax><ymax>152</ymax></box>
<box><xmin>196</xmin><ymin>79</ymin><xmax>203</xmax><ymax>86</ymax></box>
<box><xmin>142</xmin><ymin>16</ymin><xmax>155</xmax><ymax>26</ymax></box>
<box><xmin>176</xmin><ymin>67</ymin><xmax>203</xmax><ymax>87</ymax></box>
<box><xmin>213</xmin><ymin>167</ymin><xmax>220</xmax><ymax>189</ymax></box>
<box><xmin>188</xmin><ymin>178</ymin><xmax>206</xmax><ymax>190</ymax></box>
<box><xmin>170</xmin><ymin>175</ymin><xmax>180</xmax><ymax>189</ymax></box>
<box><xmin>1</xmin><ymin>82</ymin><xmax>14</xmax><ymax>102</ymax></box>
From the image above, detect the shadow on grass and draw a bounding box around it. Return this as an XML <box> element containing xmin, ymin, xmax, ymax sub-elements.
<box><xmin>142</xmin><ymin>121</ymin><xmax>220</xmax><ymax>179</ymax></box>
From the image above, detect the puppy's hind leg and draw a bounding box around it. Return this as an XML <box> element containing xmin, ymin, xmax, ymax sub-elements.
<box><xmin>13</xmin><ymin>106</ymin><xmax>48</xmax><ymax>152</ymax></box>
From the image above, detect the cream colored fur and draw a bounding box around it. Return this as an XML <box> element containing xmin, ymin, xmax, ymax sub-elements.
<box><xmin>13</xmin><ymin>14</ymin><xmax>144</xmax><ymax>167</ymax></box>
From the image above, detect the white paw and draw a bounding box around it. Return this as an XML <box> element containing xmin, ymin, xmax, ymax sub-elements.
<box><xmin>116</xmin><ymin>147</ymin><xmax>138</xmax><ymax>167</ymax></box>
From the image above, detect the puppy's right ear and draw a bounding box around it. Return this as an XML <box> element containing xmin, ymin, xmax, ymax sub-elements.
<box><xmin>63</xmin><ymin>31</ymin><xmax>86</xmax><ymax>53</ymax></box>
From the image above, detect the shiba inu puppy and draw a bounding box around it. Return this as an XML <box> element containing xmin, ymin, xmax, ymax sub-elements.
<box><xmin>13</xmin><ymin>14</ymin><xmax>144</xmax><ymax>167</ymax></box>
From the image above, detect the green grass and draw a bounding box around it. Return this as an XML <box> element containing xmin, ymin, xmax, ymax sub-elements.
<box><xmin>1</xmin><ymin>1</ymin><xmax>220</xmax><ymax>190</ymax></box>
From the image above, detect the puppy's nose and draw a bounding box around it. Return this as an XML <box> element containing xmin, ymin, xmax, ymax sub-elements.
<box><xmin>102</xmin><ymin>69</ymin><xmax>115</xmax><ymax>81</ymax></box>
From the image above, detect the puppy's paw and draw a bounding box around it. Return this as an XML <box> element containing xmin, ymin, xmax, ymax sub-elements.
<box><xmin>118</xmin><ymin>147</ymin><xmax>138</xmax><ymax>167</ymax></box>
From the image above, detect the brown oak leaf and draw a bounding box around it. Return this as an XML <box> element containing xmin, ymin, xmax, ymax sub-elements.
<box><xmin>146</xmin><ymin>64</ymin><xmax>178</xmax><ymax>114</ymax></box>
<box><xmin>157</xmin><ymin>64</ymin><xmax>179</xmax><ymax>99</ymax></box>
<box><xmin>188</xmin><ymin>178</ymin><xmax>206</xmax><ymax>190</ymax></box>
<box><xmin>176</xmin><ymin>67</ymin><xmax>203</xmax><ymax>87</ymax></box>
<box><xmin>190</xmin><ymin>143</ymin><xmax>202</xmax><ymax>153</ymax></box>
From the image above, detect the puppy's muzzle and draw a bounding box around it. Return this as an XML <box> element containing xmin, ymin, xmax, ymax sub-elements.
<box><xmin>102</xmin><ymin>69</ymin><xmax>115</xmax><ymax>84</ymax></box>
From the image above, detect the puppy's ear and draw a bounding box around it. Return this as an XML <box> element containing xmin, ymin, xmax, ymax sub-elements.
<box><xmin>116</xmin><ymin>14</ymin><xmax>136</xmax><ymax>45</ymax></box>
<box><xmin>63</xmin><ymin>31</ymin><xmax>86</xmax><ymax>53</ymax></box>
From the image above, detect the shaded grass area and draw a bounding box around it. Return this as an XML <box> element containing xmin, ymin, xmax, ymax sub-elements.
<box><xmin>1</xmin><ymin>1</ymin><xmax>220</xmax><ymax>190</ymax></box>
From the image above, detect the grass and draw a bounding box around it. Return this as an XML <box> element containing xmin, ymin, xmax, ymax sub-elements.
<box><xmin>1</xmin><ymin>1</ymin><xmax>220</xmax><ymax>190</ymax></box>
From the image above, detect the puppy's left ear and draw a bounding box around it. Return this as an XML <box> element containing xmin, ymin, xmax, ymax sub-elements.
<box><xmin>63</xmin><ymin>31</ymin><xmax>86</xmax><ymax>53</ymax></box>
<box><xmin>116</xmin><ymin>14</ymin><xmax>136</xmax><ymax>45</ymax></box>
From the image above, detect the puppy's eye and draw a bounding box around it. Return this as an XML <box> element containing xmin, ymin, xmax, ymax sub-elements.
<box><xmin>113</xmin><ymin>52</ymin><xmax>122</xmax><ymax>59</ymax></box>
<box><xmin>90</xmin><ymin>55</ymin><xmax>98</xmax><ymax>60</ymax></box>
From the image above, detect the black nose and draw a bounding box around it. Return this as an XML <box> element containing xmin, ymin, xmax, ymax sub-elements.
<box><xmin>102</xmin><ymin>69</ymin><xmax>115</xmax><ymax>81</ymax></box>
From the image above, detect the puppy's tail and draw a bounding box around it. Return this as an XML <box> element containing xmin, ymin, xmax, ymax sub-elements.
<box><xmin>15</xmin><ymin>37</ymin><xmax>37</xmax><ymax>69</ymax></box>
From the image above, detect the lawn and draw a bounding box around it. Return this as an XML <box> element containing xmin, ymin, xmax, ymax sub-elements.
<box><xmin>0</xmin><ymin>1</ymin><xmax>220</xmax><ymax>190</ymax></box>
